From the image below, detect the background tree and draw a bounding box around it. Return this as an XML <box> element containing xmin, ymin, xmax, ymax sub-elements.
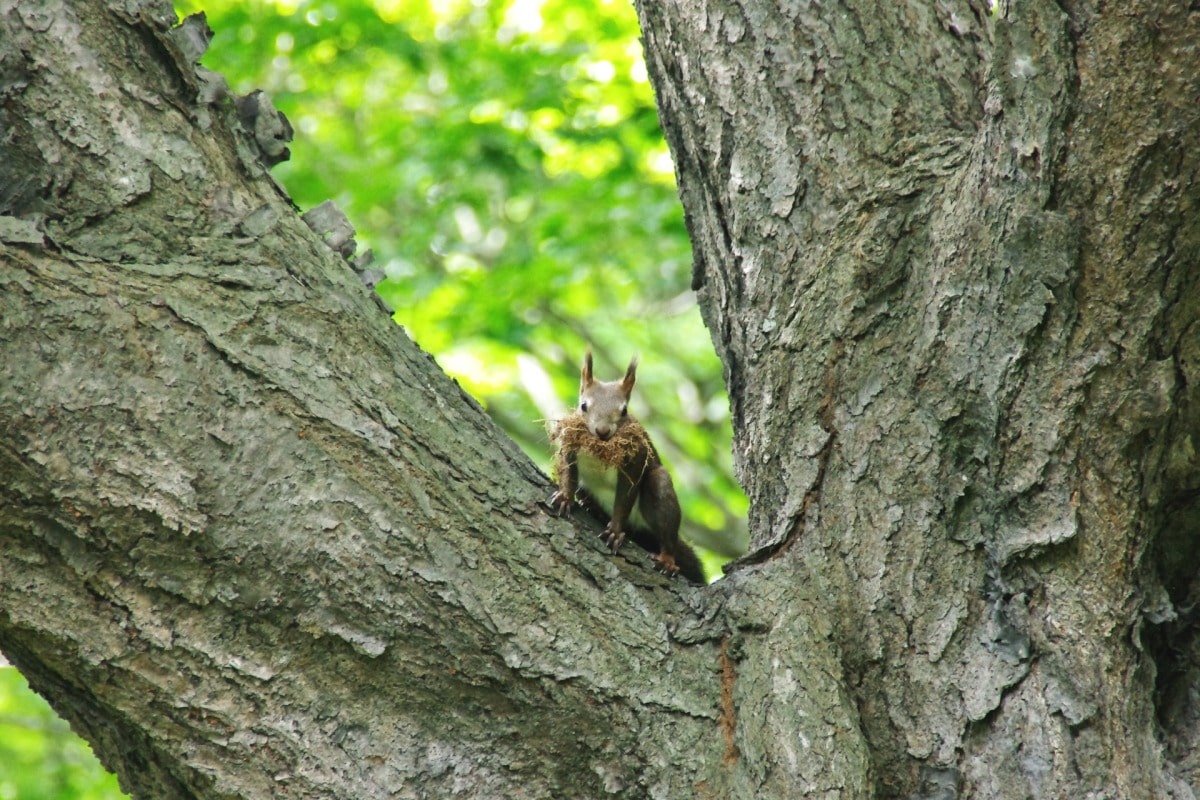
<box><xmin>2</xmin><ymin>2</ymin><xmax>1198</xmax><ymax>800</ymax></box>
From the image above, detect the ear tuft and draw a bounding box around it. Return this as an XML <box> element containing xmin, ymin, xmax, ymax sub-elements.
<box><xmin>581</xmin><ymin>347</ymin><xmax>595</xmax><ymax>388</ymax></box>
<box><xmin>620</xmin><ymin>356</ymin><xmax>638</xmax><ymax>396</ymax></box>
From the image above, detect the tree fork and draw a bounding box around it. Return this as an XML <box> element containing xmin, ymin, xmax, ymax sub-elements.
<box><xmin>2</xmin><ymin>0</ymin><xmax>1198</xmax><ymax>798</ymax></box>
<box><xmin>1</xmin><ymin>2</ymin><xmax>754</xmax><ymax>798</ymax></box>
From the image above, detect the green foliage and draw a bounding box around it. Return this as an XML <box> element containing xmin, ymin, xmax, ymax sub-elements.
<box><xmin>177</xmin><ymin>0</ymin><xmax>749</xmax><ymax>563</ymax></box>
<box><xmin>0</xmin><ymin>667</ymin><xmax>128</xmax><ymax>800</ymax></box>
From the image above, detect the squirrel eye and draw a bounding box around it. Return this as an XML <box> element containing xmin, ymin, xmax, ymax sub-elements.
<box><xmin>620</xmin><ymin>404</ymin><xmax>628</xmax><ymax>416</ymax></box>
<box><xmin>580</xmin><ymin>401</ymin><xmax>589</xmax><ymax>412</ymax></box>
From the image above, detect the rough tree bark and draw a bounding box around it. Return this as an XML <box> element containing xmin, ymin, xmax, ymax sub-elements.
<box><xmin>1</xmin><ymin>2</ymin><xmax>1196</xmax><ymax>800</ymax></box>
<box><xmin>638</xmin><ymin>0</ymin><xmax>1200</xmax><ymax>797</ymax></box>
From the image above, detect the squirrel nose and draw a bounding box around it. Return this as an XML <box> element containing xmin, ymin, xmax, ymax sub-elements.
<box><xmin>592</xmin><ymin>425</ymin><xmax>613</xmax><ymax>440</ymax></box>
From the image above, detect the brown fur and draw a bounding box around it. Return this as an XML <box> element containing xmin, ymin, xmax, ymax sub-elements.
<box><xmin>548</xmin><ymin>400</ymin><xmax>705</xmax><ymax>583</ymax></box>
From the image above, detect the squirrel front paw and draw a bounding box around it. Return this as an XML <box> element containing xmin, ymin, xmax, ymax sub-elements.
<box><xmin>602</xmin><ymin>522</ymin><xmax>626</xmax><ymax>552</ymax></box>
<box><xmin>549</xmin><ymin>490</ymin><xmax>573</xmax><ymax>517</ymax></box>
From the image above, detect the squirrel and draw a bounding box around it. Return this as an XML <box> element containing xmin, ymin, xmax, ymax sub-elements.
<box><xmin>548</xmin><ymin>350</ymin><xmax>705</xmax><ymax>584</ymax></box>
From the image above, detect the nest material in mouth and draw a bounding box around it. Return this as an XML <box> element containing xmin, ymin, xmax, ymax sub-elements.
<box><xmin>549</xmin><ymin>411</ymin><xmax>651</xmax><ymax>477</ymax></box>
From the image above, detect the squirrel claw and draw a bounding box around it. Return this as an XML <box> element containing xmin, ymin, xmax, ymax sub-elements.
<box><xmin>602</xmin><ymin>522</ymin><xmax>625</xmax><ymax>552</ymax></box>
<box><xmin>652</xmin><ymin>552</ymin><xmax>680</xmax><ymax>577</ymax></box>
<box><xmin>549</xmin><ymin>490</ymin><xmax>573</xmax><ymax>518</ymax></box>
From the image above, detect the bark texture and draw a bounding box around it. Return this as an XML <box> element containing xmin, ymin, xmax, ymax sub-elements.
<box><xmin>638</xmin><ymin>0</ymin><xmax>1200</xmax><ymax>796</ymax></box>
<box><xmin>0</xmin><ymin>3</ymin><xmax>779</xmax><ymax>798</ymax></box>
<box><xmin>4</xmin><ymin>0</ymin><xmax>1200</xmax><ymax>798</ymax></box>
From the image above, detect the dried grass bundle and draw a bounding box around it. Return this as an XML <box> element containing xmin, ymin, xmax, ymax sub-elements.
<box><xmin>548</xmin><ymin>411</ymin><xmax>651</xmax><ymax>477</ymax></box>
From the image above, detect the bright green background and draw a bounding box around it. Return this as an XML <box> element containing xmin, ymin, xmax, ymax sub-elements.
<box><xmin>2</xmin><ymin>1</ymin><xmax>748</xmax><ymax>795</ymax></box>
<box><xmin>0</xmin><ymin>667</ymin><xmax>126</xmax><ymax>800</ymax></box>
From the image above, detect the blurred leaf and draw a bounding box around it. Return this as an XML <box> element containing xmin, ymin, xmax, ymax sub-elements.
<box><xmin>0</xmin><ymin>666</ymin><xmax>129</xmax><ymax>799</ymax></box>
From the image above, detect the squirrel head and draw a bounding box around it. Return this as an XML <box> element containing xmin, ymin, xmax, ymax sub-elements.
<box><xmin>578</xmin><ymin>348</ymin><xmax>637</xmax><ymax>441</ymax></box>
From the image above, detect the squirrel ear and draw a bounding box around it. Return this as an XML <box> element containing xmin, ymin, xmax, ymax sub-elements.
<box><xmin>621</xmin><ymin>356</ymin><xmax>638</xmax><ymax>395</ymax></box>
<box><xmin>581</xmin><ymin>348</ymin><xmax>594</xmax><ymax>388</ymax></box>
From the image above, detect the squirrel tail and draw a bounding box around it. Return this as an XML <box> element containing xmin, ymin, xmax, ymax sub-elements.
<box><xmin>668</xmin><ymin>543</ymin><xmax>707</xmax><ymax>586</ymax></box>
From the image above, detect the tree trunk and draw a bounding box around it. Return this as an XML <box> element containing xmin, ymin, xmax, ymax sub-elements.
<box><xmin>638</xmin><ymin>0</ymin><xmax>1200</xmax><ymax>796</ymax></box>
<box><xmin>2</xmin><ymin>1</ymin><xmax>1197</xmax><ymax>800</ymax></box>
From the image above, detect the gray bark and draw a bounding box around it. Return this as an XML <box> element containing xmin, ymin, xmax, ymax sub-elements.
<box><xmin>638</xmin><ymin>0</ymin><xmax>1200</xmax><ymax>797</ymax></box>
<box><xmin>3</xmin><ymin>0</ymin><xmax>1198</xmax><ymax>799</ymax></box>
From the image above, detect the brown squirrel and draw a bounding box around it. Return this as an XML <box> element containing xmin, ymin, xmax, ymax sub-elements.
<box><xmin>549</xmin><ymin>350</ymin><xmax>704</xmax><ymax>583</ymax></box>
